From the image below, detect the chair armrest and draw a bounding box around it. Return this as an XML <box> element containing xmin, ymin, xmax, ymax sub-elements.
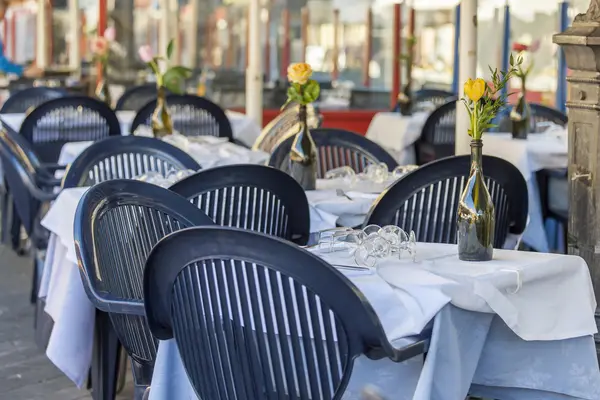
<box><xmin>40</xmin><ymin>163</ymin><xmax>67</xmax><ymax>173</ymax></box>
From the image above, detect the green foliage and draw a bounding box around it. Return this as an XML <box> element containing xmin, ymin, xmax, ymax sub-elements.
<box><xmin>462</xmin><ymin>54</ymin><xmax>523</xmax><ymax>140</ymax></box>
<box><xmin>282</xmin><ymin>79</ymin><xmax>320</xmax><ymax>109</ymax></box>
<box><xmin>163</xmin><ymin>66</ymin><xmax>192</xmax><ymax>94</ymax></box>
<box><xmin>166</xmin><ymin>39</ymin><xmax>175</xmax><ymax>60</ymax></box>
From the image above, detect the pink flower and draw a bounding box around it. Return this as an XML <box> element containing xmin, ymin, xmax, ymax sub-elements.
<box><xmin>91</xmin><ymin>37</ymin><xmax>109</xmax><ymax>56</ymax></box>
<box><xmin>138</xmin><ymin>45</ymin><xmax>154</xmax><ymax>63</ymax></box>
<box><xmin>529</xmin><ymin>39</ymin><xmax>541</xmax><ymax>53</ymax></box>
<box><xmin>103</xmin><ymin>27</ymin><xmax>116</xmax><ymax>41</ymax></box>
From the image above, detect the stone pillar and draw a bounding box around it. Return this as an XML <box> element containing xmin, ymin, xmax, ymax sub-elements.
<box><xmin>553</xmin><ymin>0</ymin><xmax>600</xmax><ymax>360</ymax></box>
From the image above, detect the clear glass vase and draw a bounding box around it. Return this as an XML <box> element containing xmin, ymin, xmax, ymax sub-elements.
<box><xmin>456</xmin><ymin>140</ymin><xmax>495</xmax><ymax>261</ymax></box>
<box><xmin>151</xmin><ymin>86</ymin><xmax>174</xmax><ymax>138</ymax></box>
<box><xmin>287</xmin><ymin>104</ymin><xmax>318</xmax><ymax>190</ymax></box>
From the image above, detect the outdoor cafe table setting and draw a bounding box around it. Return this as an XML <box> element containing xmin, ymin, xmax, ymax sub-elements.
<box><xmin>148</xmin><ymin>238</ymin><xmax>600</xmax><ymax>400</ymax></box>
<box><xmin>0</xmin><ymin>108</ymin><xmax>262</xmax><ymax>148</ymax></box>
<box><xmin>37</xmin><ymin>168</ymin><xmax>600</xmax><ymax>399</ymax></box>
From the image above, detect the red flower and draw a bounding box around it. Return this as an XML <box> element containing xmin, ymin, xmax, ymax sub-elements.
<box><xmin>512</xmin><ymin>43</ymin><xmax>529</xmax><ymax>52</ymax></box>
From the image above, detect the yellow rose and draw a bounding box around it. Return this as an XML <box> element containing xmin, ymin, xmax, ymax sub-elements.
<box><xmin>464</xmin><ymin>78</ymin><xmax>486</xmax><ymax>102</ymax></box>
<box><xmin>287</xmin><ymin>63</ymin><xmax>313</xmax><ymax>85</ymax></box>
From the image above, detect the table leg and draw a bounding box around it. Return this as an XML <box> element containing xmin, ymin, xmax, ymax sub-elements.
<box><xmin>90</xmin><ymin>310</ymin><xmax>121</xmax><ymax>400</ymax></box>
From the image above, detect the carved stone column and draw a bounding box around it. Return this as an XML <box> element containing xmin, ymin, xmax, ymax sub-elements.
<box><xmin>554</xmin><ymin>0</ymin><xmax>600</xmax><ymax>360</ymax></box>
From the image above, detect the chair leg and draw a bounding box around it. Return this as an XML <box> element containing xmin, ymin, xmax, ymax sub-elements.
<box><xmin>0</xmin><ymin>188</ymin><xmax>9</xmax><ymax>244</ymax></box>
<box><xmin>10</xmin><ymin>202</ymin><xmax>21</xmax><ymax>253</ymax></box>
<box><xmin>116</xmin><ymin>351</ymin><xmax>128</xmax><ymax>394</ymax></box>
<box><xmin>90</xmin><ymin>310</ymin><xmax>120</xmax><ymax>400</ymax></box>
<box><xmin>130</xmin><ymin>359</ymin><xmax>153</xmax><ymax>400</ymax></box>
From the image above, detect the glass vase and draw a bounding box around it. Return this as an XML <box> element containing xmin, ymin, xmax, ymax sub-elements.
<box><xmin>510</xmin><ymin>81</ymin><xmax>535</xmax><ymax>139</ymax></box>
<box><xmin>95</xmin><ymin>66</ymin><xmax>112</xmax><ymax>107</ymax></box>
<box><xmin>398</xmin><ymin>82</ymin><xmax>413</xmax><ymax>116</ymax></box>
<box><xmin>457</xmin><ymin>140</ymin><xmax>495</xmax><ymax>261</ymax></box>
<box><xmin>287</xmin><ymin>104</ymin><xmax>317</xmax><ymax>190</ymax></box>
<box><xmin>151</xmin><ymin>86</ymin><xmax>174</xmax><ymax>138</ymax></box>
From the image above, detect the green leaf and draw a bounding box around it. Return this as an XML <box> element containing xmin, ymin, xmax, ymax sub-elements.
<box><xmin>163</xmin><ymin>68</ymin><xmax>186</xmax><ymax>94</ymax></box>
<box><xmin>302</xmin><ymin>80</ymin><xmax>320</xmax><ymax>104</ymax></box>
<box><xmin>168</xmin><ymin>66</ymin><xmax>192</xmax><ymax>79</ymax></box>
<box><xmin>286</xmin><ymin>86</ymin><xmax>303</xmax><ymax>105</ymax></box>
<box><xmin>167</xmin><ymin>39</ymin><xmax>175</xmax><ymax>60</ymax></box>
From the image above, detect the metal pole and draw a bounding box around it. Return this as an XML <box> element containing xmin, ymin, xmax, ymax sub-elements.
<box><xmin>187</xmin><ymin>0</ymin><xmax>198</xmax><ymax>69</ymax></box>
<box><xmin>363</xmin><ymin>7</ymin><xmax>372</xmax><ymax>87</ymax></box>
<box><xmin>158</xmin><ymin>0</ymin><xmax>169</xmax><ymax>56</ymax></box>
<box><xmin>500</xmin><ymin>2</ymin><xmax>511</xmax><ymax>98</ymax></box>
<box><xmin>280</xmin><ymin>9</ymin><xmax>290</xmax><ymax>79</ymax></box>
<box><xmin>36</xmin><ymin>0</ymin><xmax>48</xmax><ymax>68</ymax></box>
<box><xmin>456</xmin><ymin>0</ymin><xmax>478</xmax><ymax>155</ymax></box>
<box><xmin>332</xmin><ymin>8</ymin><xmax>339</xmax><ymax>81</ymax></box>
<box><xmin>96</xmin><ymin>0</ymin><xmax>107</xmax><ymax>83</ymax></box>
<box><xmin>301</xmin><ymin>7</ymin><xmax>309</xmax><ymax>61</ymax></box>
<box><xmin>68</xmin><ymin>0</ymin><xmax>80</xmax><ymax>73</ymax></box>
<box><xmin>391</xmin><ymin>3</ymin><xmax>401</xmax><ymax>109</ymax></box>
<box><xmin>246</xmin><ymin>0</ymin><xmax>263</xmax><ymax>126</ymax></box>
<box><xmin>556</xmin><ymin>1</ymin><xmax>569</xmax><ymax>112</ymax></box>
<box><xmin>452</xmin><ymin>4</ymin><xmax>460</xmax><ymax>95</ymax></box>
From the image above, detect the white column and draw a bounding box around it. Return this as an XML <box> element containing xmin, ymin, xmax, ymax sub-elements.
<box><xmin>246</xmin><ymin>0</ymin><xmax>263</xmax><ymax>126</ymax></box>
<box><xmin>36</xmin><ymin>0</ymin><xmax>48</xmax><ymax>68</ymax></box>
<box><xmin>68</xmin><ymin>0</ymin><xmax>80</xmax><ymax>73</ymax></box>
<box><xmin>187</xmin><ymin>0</ymin><xmax>199</xmax><ymax>68</ymax></box>
<box><xmin>455</xmin><ymin>0</ymin><xmax>478</xmax><ymax>155</ymax></box>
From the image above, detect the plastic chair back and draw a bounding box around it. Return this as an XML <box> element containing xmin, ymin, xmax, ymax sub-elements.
<box><xmin>130</xmin><ymin>94</ymin><xmax>233</xmax><ymax>140</ymax></box>
<box><xmin>415</xmin><ymin>99</ymin><xmax>456</xmax><ymax>165</ymax></box>
<box><xmin>74</xmin><ymin>180</ymin><xmax>214</xmax><ymax>387</ymax></box>
<box><xmin>349</xmin><ymin>88</ymin><xmax>390</xmax><ymax>110</ymax></box>
<box><xmin>252</xmin><ymin>104</ymin><xmax>321</xmax><ymax>153</ymax></box>
<box><xmin>19</xmin><ymin>96</ymin><xmax>121</xmax><ymax>163</ymax></box>
<box><xmin>366</xmin><ymin>155</ymin><xmax>528</xmax><ymax>248</ymax></box>
<box><xmin>169</xmin><ymin>164</ymin><xmax>310</xmax><ymax>244</ymax></box>
<box><xmin>412</xmin><ymin>89</ymin><xmax>455</xmax><ymax>111</ymax></box>
<box><xmin>0</xmin><ymin>87</ymin><xmax>68</xmax><ymax>114</ymax></box>
<box><xmin>493</xmin><ymin>103</ymin><xmax>568</xmax><ymax>133</ymax></box>
<box><xmin>144</xmin><ymin>226</ymin><xmax>428</xmax><ymax>400</ymax></box>
<box><xmin>62</xmin><ymin>136</ymin><xmax>200</xmax><ymax>188</ymax></box>
<box><xmin>269</xmin><ymin>128</ymin><xmax>398</xmax><ymax>178</ymax></box>
<box><xmin>115</xmin><ymin>84</ymin><xmax>166</xmax><ymax>112</ymax></box>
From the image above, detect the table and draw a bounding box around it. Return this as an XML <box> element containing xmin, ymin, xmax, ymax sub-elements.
<box><xmin>0</xmin><ymin>109</ymin><xmax>262</xmax><ymax>148</ymax></box>
<box><xmin>482</xmin><ymin>131</ymin><xmax>567</xmax><ymax>252</ymax></box>
<box><xmin>365</xmin><ymin>112</ymin><xmax>429</xmax><ymax>165</ymax></box>
<box><xmin>56</xmin><ymin>135</ymin><xmax>268</xmax><ymax>171</ymax></box>
<box><xmin>147</xmin><ymin>243</ymin><xmax>600</xmax><ymax>399</ymax></box>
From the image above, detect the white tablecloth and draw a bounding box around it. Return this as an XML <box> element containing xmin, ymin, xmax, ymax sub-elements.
<box><xmin>56</xmin><ymin>136</ymin><xmax>268</xmax><ymax>171</ymax></box>
<box><xmin>483</xmin><ymin>131</ymin><xmax>567</xmax><ymax>252</ymax></box>
<box><xmin>0</xmin><ymin>109</ymin><xmax>262</xmax><ymax>148</ymax></box>
<box><xmin>365</xmin><ymin>112</ymin><xmax>429</xmax><ymax>164</ymax></box>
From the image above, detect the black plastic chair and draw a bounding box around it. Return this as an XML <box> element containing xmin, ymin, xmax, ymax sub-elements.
<box><xmin>252</xmin><ymin>104</ymin><xmax>321</xmax><ymax>153</ymax></box>
<box><xmin>74</xmin><ymin>180</ymin><xmax>214</xmax><ymax>400</ymax></box>
<box><xmin>269</xmin><ymin>128</ymin><xmax>399</xmax><ymax>178</ymax></box>
<box><xmin>0</xmin><ymin>86</ymin><xmax>68</xmax><ymax>114</ymax></box>
<box><xmin>413</xmin><ymin>89</ymin><xmax>455</xmax><ymax>111</ymax></box>
<box><xmin>366</xmin><ymin>155</ymin><xmax>528</xmax><ymax>248</ymax></box>
<box><xmin>169</xmin><ymin>164</ymin><xmax>310</xmax><ymax>244</ymax></box>
<box><xmin>144</xmin><ymin>226</ymin><xmax>429</xmax><ymax>400</ymax></box>
<box><xmin>0</xmin><ymin>124</ymin><xmax>61</xmax><ymax>310</ymax></box>
<box><xmin>415</xmin><ymin>99</ymin><xmax>457</xmax><ymax>165</ymax></box>
<box><xmin>130</xmin><ymin>94</ymin><xmax>233</xmax><ymax>140</ymax></box>
<box><xmin>115</xmin><ymin>84</ymin><xmax>167</xmax><ymax>112</ymax></box>
<box><xmin>62</xmin><ymin>136</ymin><xmax>201</xmax><ymax>189</ymax></box>
<box><xmin>493</xmin><ymin>103</ymin><xmax>568</xmax><ymax>133</ymax></box>
<box><xmin>19</xmin><ymin>96</ymin><xmax>122</xmax><ymax>163</ymax></box>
